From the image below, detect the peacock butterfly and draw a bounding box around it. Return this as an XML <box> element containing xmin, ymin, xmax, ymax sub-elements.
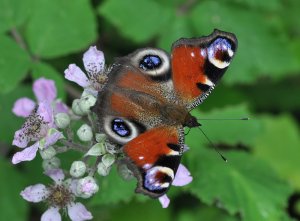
<box><xmin>93</xmin><ymin>29</ymin><xmax>238</xmax><ymax>198</ymax></box>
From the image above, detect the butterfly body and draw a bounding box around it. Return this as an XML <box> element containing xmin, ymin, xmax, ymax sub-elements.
<box><xmin>93</xmin><ymin>29</ymin><xmax>237</xmax><ymax>198</ymax></box>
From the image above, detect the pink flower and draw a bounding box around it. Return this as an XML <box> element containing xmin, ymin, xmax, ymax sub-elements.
<box><xmin>64</xmin><ymin>46</ymin><xmax>107</xmax><ymax>96</ymax></box>
<box><xmin>12</xmin><ymin>101</ymin><xmax>63</xmax><ymax>164</ymax></box>
<box><xmin>21</xmin><ymin>169</ymin><xmax>93</xmax><ymax>221</ymax></box>
<box><xmin>158</xmin><ymin>164</ymin><xmax>193</xmax><ymax>208</ymax></box>
<box><xmin>12</xmin><ymin>78</ymin><xmax>68</xmax><ymax>118</ymax></box>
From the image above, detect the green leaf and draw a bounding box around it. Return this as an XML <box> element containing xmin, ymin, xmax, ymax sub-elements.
<box><xmin>177</xmin><ymin>205</ymin><xmax>239</xmax><ymax>221</ymax></box>
<box><xmin>227</xmin><ymin>0</ymin><xmax>282</xmax><ymax>11</ymax></box>
<box><xmin>0</xmin><ymin>35</ymin><xmax>30</xmax><ymax>94</ymax></box>
<box><xmin>99</xmin><ymin>0</ymin><xmax>172</xmax><ymax>43</ymax></box>
<box><xmin>89</xmin><ymin>166</ymin><xmax>136</xmax><ymax>206</ymax></box>
<box><xmin>0</xmin><ymin>0</ymin><xmax>32</xmax><ymax>33</ymax></box>
<box><xmin>187</xmin><ymin>105</ymin><xmax>261</xmax><ymax>148</ymax></box>
<box><xmin>186</xmin><ymin>149</ymin><xmax>292</xmax><ymax>221</ymax></box>
<box><xmin>0</xmin><ymin>85</ymin><xmax>33</xmax><ymax>143</ymax></box>
<box><xmin>94</xmin><ymin>200</ymin><xmax>170</xmax><ymax>221</ymax></box>
<box><xmin>190</xmin><ymin>1</ymin><xmax>300</xmax><ymax>84</ymax></box>
<box><xmin>158</xmin><ymin>16</ymin><xmax>194</xmax><ymax>50</ymax></box>
<box><xmin>241</xmin><ymin>77</ymin><xmax>300</xmax><ymax>112</ymax></box>
<box><xmin>25</xmin><ymin>0</ymin><xmax>97</xmax><ymax>58</ymax></box>
<box><xmin>0</xmin><ymin>157</ymin><xmax>29</xmax><ymax>221</ymax></box>
<box><xmin>31</xmin><ymin>61</ymin><xmax>66</xmax><ymax>100</ymax></box>
<box><xmin>253</xmin><ymin>115</ymin><xmax>300</xmax><ymax>189</ymax></box>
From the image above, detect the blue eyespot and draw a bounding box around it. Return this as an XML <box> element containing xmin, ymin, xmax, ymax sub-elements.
<box><xmin>111</xmin><ymin>118</ymin><xmax>131</xmax><ymax>137</ymax></box>
<box><xmin>139</xmin><ymin>55</ymin><xmax>162</xmax><ymax>70</ymax></box>
<box><xmin>207</xmin><ymin>38</ymin><xmax>234</xmax><ymax>69</ymax></box>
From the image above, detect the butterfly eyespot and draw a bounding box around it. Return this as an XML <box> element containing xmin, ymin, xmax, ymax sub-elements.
<box><xmin>131</xmin><ymin>48</ymin><xmax>170</xmax><ymax>79</ymax></box>
<box><xmin>139</xmin><ymin>55</ymin><xmax>162</xmax><ymax>70</ymax></box>
<box><xmin>208</xmin><ymin>38</ymin><xmax>234</xmax><ymax>69</ymax></box>
<box><xmin>111</xmin><ymin>118</ymin><xmax>131</xmax><ymax>137</ymax></box>
<box><xmin>103</xmin><ymin>116</ymin><xmax>141</xmax><ymax>145</ymax></box>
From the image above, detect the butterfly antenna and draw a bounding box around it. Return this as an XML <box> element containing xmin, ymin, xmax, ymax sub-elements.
<box><xmin>197</xmin><ymin>117</ymin><xmax>250</xmax><ymax>121</ymax></box>
<box><xmin>197</xmin><ymin>126</ymin><xmax>227</xmax><ymax>162</ymax></box>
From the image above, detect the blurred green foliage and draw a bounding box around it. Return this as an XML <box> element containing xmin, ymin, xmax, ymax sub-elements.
<box><xmin>0</xmin><ymin>0</ymin><xmax>300</xmax><ymax>220</ymax></box>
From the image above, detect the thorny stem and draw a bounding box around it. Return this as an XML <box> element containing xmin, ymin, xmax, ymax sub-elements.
<box><xmin>87</xmin><ymin>112</ymin><xmax>97</xmax><ymax>134</ymax></box>
<box><xmin>89</xmin><ymin>156</ymin><xmax>102</xmax><ymax>177</ymax></box>
<box><xmin>60</xmin><ymin>139</ymin><xmax>88</xmax><ymax>153</ymax></box>
<box><xmin>65</xmin><ymin>125</ymin><xmax>74</xmax><ymax>140</ymax></box>
<box><xmin>65</xmin><ymin>84</ymin><xmax>81</xmax><ymax>100</ymax></box>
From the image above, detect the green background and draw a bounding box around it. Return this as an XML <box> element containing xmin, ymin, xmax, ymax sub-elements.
<box><xmin>0</xmin><ymin>0</ymin><xmax>300</xmax><ymax>220</ymax></box>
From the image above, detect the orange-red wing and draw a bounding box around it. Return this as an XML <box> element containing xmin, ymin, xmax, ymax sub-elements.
<box><xmin>123</xmin><ymin>126</ymin><xmax>183</xmax><ymax>198</ymax></box>
<box><xmin>171</xmin><ymin>30</ymin><xmax>237</xmax><ymax>106</ymax></box>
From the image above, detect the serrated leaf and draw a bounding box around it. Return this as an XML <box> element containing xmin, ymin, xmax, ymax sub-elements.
<box><xmin>186</xmin><ymin>149</ymin><xmax>292</xmax><ymax>221</ymax></box>
<box><xmin>0</xmin><ymin>35</ymin><xmax>31</xmax><ymax>94</ymax></box>
<box><xmin>253</xmin><ymin>115</ymin><xmax>300</xmax><ymax>189</ymax></box>
<box><xmin>0</xmin><ymin>0</ymin><xmax>33</xmax><ymax>33</ymax></box>
<box><xmin>0</xmin><ymin>85</ymin><xmax>33</xmax><ymax>143</ymax></box>
<box><xmin>25</xmin><ymin>0</ymin><xmax>97</xmax><ymax>58</ymax></box>
<box><xmin>0</xmin><ymin>157</ymin><xmax>29</xmax><ymax>221</ymax></box>
<box><xmin>187</xmin><ymin>105</ymin><xmax>261</xmax><ymax>148</ymax></box>
<box><xmin>31</xmin><ymin>61</ymin><xmax>66</xmax><ymax>100</ymax></box>
<box><xmin>190</xmin><ymin>1</ymin><xmax>300</xmax><ymax>84</ymax></box>
<box><xmin>89</xmin><ymin>166</ymin><xmax>135</xmax><ymax>206</ymax></box>
<box><xmin>99</xmin><ymin>0</ymin><xmax>172</xmax><ymax>43</ymax></box>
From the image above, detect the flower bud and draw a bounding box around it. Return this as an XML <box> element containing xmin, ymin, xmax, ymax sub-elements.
<box><xmin>84</xmin><ymin>143</ymin><xmax>106</xmax><ymax>157</ymax></box>
<box><xmin>77</xmin><ymin>124</ymin><xmax>93</xmax><ymax>142</ymax></box>
<box><xmin>79</xmin><ymin>95</ymin><xmax>96</xmax><ymax>114</ymax></box>
<box><xmin>70</xmin><ymin>161</ymin><xmax>86</xmax><ymax>178</ymax></box>
<box><xmin>72</xmin><ymin>99</ymin><xmax>84</xmax><ymax>116</ymax></box>
<box><xmin>76</xmin><ymin>176</ymin><xmax>99</xmax><ymax>198</ymax></box>
<box><xmin>105</xmin><ymin>142</ymin><xmax>118</xmax><ymax>154</ymax></box>
<box><xmin>102</xmin><ymin>153</ymin><xmax>115</xmax><ymax>167</ymax></box>
<box><xmin>42</xmin><ymin>157</ymin><xmax>61</xmax><ymax>171</ymax></box>
<box><xmin>97</xmin><ymin>162</ymin><xmax>111</xmax><ymax>176</ymax></box>
<box><xmin>54</xmin><ymin>112</ymin><xmax>70</xmax><ymax>129</ymax></box>
<box><xmin>95</xmin><ymin>133</ymin><xmax>106</xmax><ymax>143</ymax></box>
<box><xmin>40</xmin><ymin>146</ymin><xmax>56</xmax><ymax>160</ymax></box>
<box><xmin>117</xmin><ymin>163</ymin><xmax>134</xmax><ymax>181</ymax></box>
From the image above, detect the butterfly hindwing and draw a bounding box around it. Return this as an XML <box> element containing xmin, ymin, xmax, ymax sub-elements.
<box><xmin>123</xmin><ymin>125</ymin><xmax>184</xmax><ymax>198</ymax></box>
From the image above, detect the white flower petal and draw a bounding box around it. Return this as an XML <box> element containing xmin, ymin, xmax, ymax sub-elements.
<box><xmin>68</xmin><ymin>202</ymin><xmax>93</xmax><ymax>221</ymax></box>
<box><xmin>64</xmin><ymin>64</ymin><xmax>90</xmax><ymax>87</ymax></box>
<box><xmin>159</xmin><ymin>195</ymin><xmax>170</xmax><ymax>208</ymax></box>
<box><xmin>12</xmin><ymin>97</ymin><xmax>36</xmax><ymax>118</ymax></box>
<box><xmin>12</xmin><ymin>142</ymin><xmax>39</xmax><ymax>164</ymax></box>
<box><xmin>41</xmin><ymin>207</ymin><xmax>61</xmax><ymax>221</ymax></box>
<box><xmin>12</xmin><ymin>128</ymin><xmax>29</xmax><ymax>148</ymax></box>
<box><xmin>20</xmin><ymin>184</ymin><xmax>48</xmax><ymax>203</ymax></box>
<box><xmin>172</xmin><ymin>164</ymin><xmax>193</xmax><ymax>186</ymax></box>
<box><xmin>83</xmin><ymin>46</ymin><xmax>105</xmax><ymax>74</ymax></box>
<box><xmin>33</xmin><ymin>78</ymin><xmax>57</xmax><ymax>103</ymax></box>
<box><xmin>44</xmin><ymin>169</ymin><xmax>65</xmax><ymax>184</ymax></box>
<box><xmin>37</xmin><ymin>101</ymin><xmax>54</xmax><ymax>125</ymax></box>
<box><xmin>44</xmin><ymin>131</ymin><xmax>63</xmax><ymax>148</ymax></box>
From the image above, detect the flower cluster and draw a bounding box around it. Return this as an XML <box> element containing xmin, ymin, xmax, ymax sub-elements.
<box><xmin>11</xmin><ymin>46</ymin><xmax>193</xmax><ymax>220</ymax></box>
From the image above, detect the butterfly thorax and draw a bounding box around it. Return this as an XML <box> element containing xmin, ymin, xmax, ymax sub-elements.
<box><xmin>159</xmin><ymin>104</ymin><xmax>199</xmax><ymax>128</ymax></box>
